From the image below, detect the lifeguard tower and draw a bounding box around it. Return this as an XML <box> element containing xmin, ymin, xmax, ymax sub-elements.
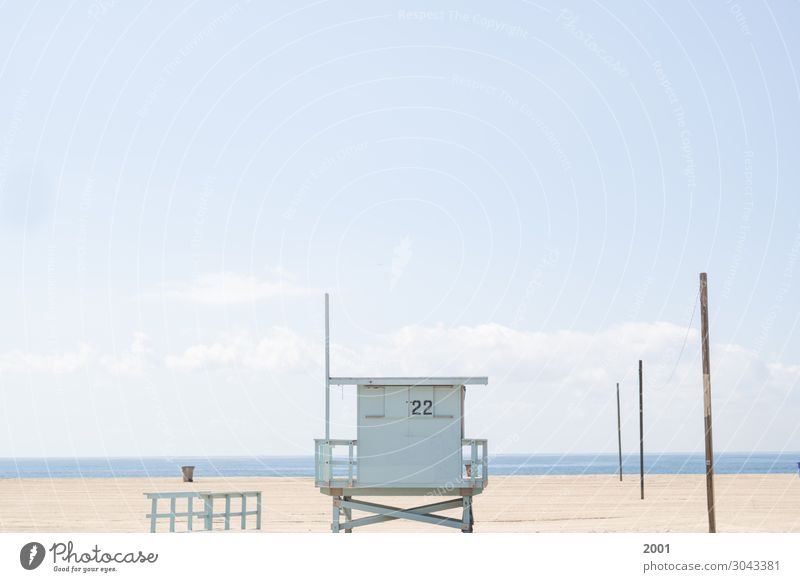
<box><xmin>314</xmin><ymin>295</ymin><xmax>488</xmax><ymax>532</ymax></box>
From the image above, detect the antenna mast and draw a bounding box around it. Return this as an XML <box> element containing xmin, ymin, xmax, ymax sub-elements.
<box><xmin>324</xmin><ymin>293</ymin><xmax>331</xmax><ymax>440</ymax></box>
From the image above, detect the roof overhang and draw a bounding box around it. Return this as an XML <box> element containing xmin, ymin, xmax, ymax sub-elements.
<box><xmin>328</xmin><ymin>377</ymin><xmax>488</xmax><ymax>386</ymax></box>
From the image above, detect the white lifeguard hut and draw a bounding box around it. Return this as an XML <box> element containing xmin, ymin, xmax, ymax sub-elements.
<box><xmin>314</xmin><ymin>294</ymin><xmax>488</xmax><ymax>532</ymax></box>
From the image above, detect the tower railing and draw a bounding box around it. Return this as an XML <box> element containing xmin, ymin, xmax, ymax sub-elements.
<box><xmin>461</xmin><ymin>438</ymin><xmax>488</xmax><ymax>487</ymax></box>
<box><xmin>315</xmin><ymin>439</ymin><xmax>358</xmax><ymax>487</ymax></box>
<box><xmin>314</xmin><ymin>438</ymin><xmax>489</xmax><ymax>489</ymax></box>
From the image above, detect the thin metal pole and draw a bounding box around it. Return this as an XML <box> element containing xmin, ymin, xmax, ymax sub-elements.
<box><xmin>325</xmin><ymin>293</ymin><xmax>330</xmax><ymax>440</ymax></box>
<box><xmin>639</xmin><ymin>360</ymin><xmax>644</xmax><ymax>500</ymax></box>
<box><xmin>699</xmin><ymin>272</ymin><xmax>717</xmax><ymax>533</ymax></box>
<box><xmin>616</xmin><ymin>382</ymin><xmax>623</xmax><ymax>482</ymax></box>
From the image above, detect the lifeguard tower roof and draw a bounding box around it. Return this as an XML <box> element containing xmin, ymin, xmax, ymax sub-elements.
<box><xmin>330</xmin><ymin>377</ymin><xmax>488</xmax><ymax>386</ymax></box>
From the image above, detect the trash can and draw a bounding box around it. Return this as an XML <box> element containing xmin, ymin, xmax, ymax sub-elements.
<box><xmin>797</xmin><ymin>462</ymin><xmax>800</xmax><ymax>477</ymax></box>
<box><xmin>181</xmin><ymin>466</ymin><xmax>195</xmax><ymax>482</ymax></box>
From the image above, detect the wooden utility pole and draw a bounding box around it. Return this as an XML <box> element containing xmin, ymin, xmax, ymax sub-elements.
<box><xmin>639</xmin><ymin>360</ymin><xmax>644</xmax><ymax>500</ymax></box>
<box><xmin>699</xmin><ymin>272</ymin><xmax>717</xmax><ymax>533</ymax></box>
<box><xmin>616</xmin><ymin>382</ymin><xmax>623</xmax><ymax>481</ymax></box>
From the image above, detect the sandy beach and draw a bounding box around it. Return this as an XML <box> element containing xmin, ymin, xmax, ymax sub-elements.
<box><xmin>1</xmin><ymin>474</ymin><xmax>798</xmax><ymax>533</ymax></box>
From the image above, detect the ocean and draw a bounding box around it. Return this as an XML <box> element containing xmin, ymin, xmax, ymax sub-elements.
<box><xmin>1</xmin><ymin>452</ymin><xmax>798</xmax><ymax>479</ymax></box>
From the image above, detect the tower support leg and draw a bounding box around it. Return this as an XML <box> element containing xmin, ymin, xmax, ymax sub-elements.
<box><xmin>343</xmin><ymin>496</ymin><xmax>352</xmax><ymax>533</ymax></box>
<box><xmin>332</xmin><ymin>496</ymin><xmax>341</xmax><ymax>533</ymax></box>
<box><xmin>461</xmin><ymin>496</ymin><xmax>473</xmax><ymax>533</ymax></box>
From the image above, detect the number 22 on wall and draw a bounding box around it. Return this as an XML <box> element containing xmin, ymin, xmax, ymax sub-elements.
<box><xmin>410</xmin><ymin>400</ymin><xmax>432</xmax><ymax>416</ymax></box>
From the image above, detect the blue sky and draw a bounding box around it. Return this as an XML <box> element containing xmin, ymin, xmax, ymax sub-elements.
<box><xmin>0</xmin><ymin>1</ymin><xmax>798</xmax><ymax>457</ymax></box>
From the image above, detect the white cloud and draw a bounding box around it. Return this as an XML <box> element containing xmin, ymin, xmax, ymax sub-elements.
<box><xmin>2</xmin><ymin>322</ymin><xmax>798</xmax><ymax>454</ymax></box>
<box><xmin>0</xmin><ymin>334</ymin><xmax>157</xmax><ymax>376</ymax></box>
<box><xmin>337</xmin><ymin>321</ymin><xmax>700</xmax><ymax>385</ymax></box>
<box><xmin>165</xmin><ymin>327</ymin><xmax>320</xmax><ymax>372</ymax></box>
<box><xmin>160</xmin><ymin>320</ymin><xmax>800</xmax><ymax>404</ymax></box>
<box><xmin>100</xmin><ymin>332</ymin><xmax>156</xmax><ymax>376</ymax></box>
<box><xmin>0</xmin><ymin>344</ymin><xmax>94</xmax><ymax>374</ymax></box>
<box><xmin>160</xmin><ymin>321</ymin><xmax>800</xmax><ymax>453</ymax></box>
<box><xmin>157</xmin><ymin>271</ymin><xmax>315</xmax><ymax>305</ymax></box>
<box><xmin>6</xmin><ymin>324</ymin><xmax>798</xmax><ymax>405</ymax></box>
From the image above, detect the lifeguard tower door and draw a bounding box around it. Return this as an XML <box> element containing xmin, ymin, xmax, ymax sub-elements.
<box><xmin>357</xmin><ymin>383</ymin><xmax>463</xmax><ymax>487</ymax></box>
